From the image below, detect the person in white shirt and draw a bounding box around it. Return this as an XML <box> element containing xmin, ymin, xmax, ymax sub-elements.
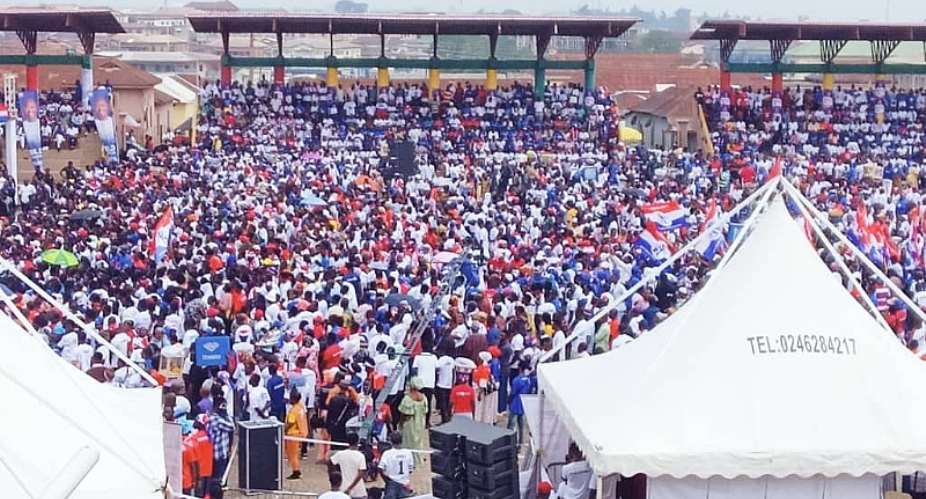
<box><xmin>246</xmin><ymin>373</ymin><xmax>272</xmax><ymax>421</ymax></box>
<box><xmin>434</xmin><ymin>345</ymin><xmax>455</xmax><ymax>423</ymax></box>
<box><xmin>329</xmin><ymin>433</ymin><xmax>368</xmax><ymax>499</ymax></box>
<box><xmin>318</xmin><ymin>470</ymin><xmax>351</xmax><ymax>499</ymax></box>
<box><xmin>411</xmin><ymin>347</ymin><xmax>437</xmax><ymax>427</ymax></box>
<box><xmin>557</xmin><ymin>444</ymin><xmax>592</xmax><ymax>499</ymax></box>
<box><xmin>379</xmin><ymin>431</ymin><xmax>415</xmax><ymax>499</ymax></box>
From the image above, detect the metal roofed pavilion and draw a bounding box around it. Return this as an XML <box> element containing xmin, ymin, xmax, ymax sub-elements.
<box><xmin>187</xmin><ymin>13</ymin><xmax>636</xmax><ymax>37</ymax></box>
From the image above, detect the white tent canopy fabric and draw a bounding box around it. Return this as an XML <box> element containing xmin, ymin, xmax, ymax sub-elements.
<box><xmin>538</xmin><ymin>196</ymin><xmax>926</xmax><ymax>480</ymax></box>
<box><xmin>0</xmin><ymin>311</ymin><xmax>166</xmax><ymax>498</ymax></box>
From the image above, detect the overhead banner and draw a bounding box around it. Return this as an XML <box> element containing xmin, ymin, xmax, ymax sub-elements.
<box><xmin>90</xmin><ymin>87</ymin><xmax>118</xmax><ymax>163</ymax></box>
<box><xmin>18</xmin><ymin>90</ymin><xmax>43</xmax><ymax>171</ymax></box>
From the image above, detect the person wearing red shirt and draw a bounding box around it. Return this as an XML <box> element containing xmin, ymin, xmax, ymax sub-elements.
<box><xmin>191</xmin><ymin>415</ymin><xmax>214</xmax><ymax>496</ymax></box>
<box><xmin>450</xmin><ymin>377</ymin><xmax>476</xmax><ymax>418</ymax></box>
<box><xmin>322</xmin><ymin>334</ymin><xmax>343</xmax><ymax>371</ymax></box>
<box><xmin>181</xmin><ymin>432</ymin><xmax>199</xmax><ymax>495</ymax></box>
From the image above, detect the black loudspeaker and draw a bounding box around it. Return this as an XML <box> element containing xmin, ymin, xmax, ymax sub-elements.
<box><xmin>238</xmin><ymin>420</ymin><xmax>282</xmax><ymax>491</ymax></box>
<box><xmin>430</xmin><ymin>417</ymin><xmax>518</xmax><ymax>499</ymax></box>
<box><xmin>390</xmin><ymin>141</ymin><xmax>419</xmax><ymax>178</ymax></box>
<box><xmin>433</xmin><ymin>474</ymin><xmax>467</xmax><ymax>499</ymax></box>
<box><xmin>432</xmin><ymin>449</ymin><xmax>465</xmax><ymax>478</ymax></box>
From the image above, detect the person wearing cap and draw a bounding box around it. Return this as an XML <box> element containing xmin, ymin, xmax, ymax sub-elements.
<box><xmin>285</xmin><ymin>389</ymin><xmax>309</xmax><ymax>480</ymax></box>
<box><xmin>398</xmin><ymin>377</ymin><xmax>428</xmax><ymax>462</ymax></box>
<box><xmin>190</xmin><ymin>413</ymin><xmax>214</xmax><ymax>496</ymax></box>
<box><xmin>450</xmin><ymin>357</ymin><xmax>476</xmax><ymax>418</ymax></box>
<box><xmin>537</xmin><ymin>481</ymin><xmax>555</xmax><ymax>499</ymax></box>
<box><xmin>181</xmin><ymin>424</ymin><xmax>199</xmax><ymax>496</ymax></box>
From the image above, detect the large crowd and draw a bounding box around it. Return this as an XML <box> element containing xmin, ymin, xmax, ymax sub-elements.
<box><xmin>2</xmin><ymin>77</ymin><xmax>926</xmax><ymax>497</ymax></box>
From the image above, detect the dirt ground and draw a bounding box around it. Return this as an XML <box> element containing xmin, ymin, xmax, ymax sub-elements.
<box><xmin>224</xmin><ymin>411</ymin><xmax>520</xmax><ymax>499</ymax></box>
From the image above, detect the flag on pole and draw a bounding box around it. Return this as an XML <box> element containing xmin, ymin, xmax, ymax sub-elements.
<box><xmin>641</xmin><ymin>200</ymin><xmax>689</xmax><ymax>231</ymax></box>
<box><xmin>149</xmin><ymin>206</ymin><xmax>174</xmax><ymax>263</ymax></box>
<box><xmin>695</xmin><ymin>199</ymin><xmax>726</xmax><ymax>260</ymax></box>
<box><xmin>0</xmin><ymin>104</ymin><xmax>8</xmax><ymax>124</ymax></box>
<box><xmin>635</xmin><ymin>221</ymin><xmax>672</xmax><ymax>262</ymax></box>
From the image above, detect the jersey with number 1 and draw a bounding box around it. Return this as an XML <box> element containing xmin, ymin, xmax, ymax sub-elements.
<box><xmin>379</xmin><ymin>448</ymin><xmax>415</xmax><ymax>485</ymax></box>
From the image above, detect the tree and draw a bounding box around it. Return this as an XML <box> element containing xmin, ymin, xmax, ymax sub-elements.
<box><xmin>638</xmin><ymin>30</ymin><xmax>682</xmax><ymax>53</ymax></box>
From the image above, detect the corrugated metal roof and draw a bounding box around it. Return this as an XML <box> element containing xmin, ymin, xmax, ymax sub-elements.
<box><xmin>187</xmin><ymin>13</ymin><xmax>638</xmax><ymax>37</ymax></box>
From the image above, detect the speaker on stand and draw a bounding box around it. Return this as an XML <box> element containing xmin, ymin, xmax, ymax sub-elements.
<box><xmin>237</xmin><ymin>420</ymin><xmax>282</xmax><ymax>491</ymax></box>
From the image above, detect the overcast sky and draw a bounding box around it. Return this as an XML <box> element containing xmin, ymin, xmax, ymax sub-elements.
<box><xmin>28</xmin><ymin>0</ymin><xmax>926</xmax><ymax>23</ymax></box>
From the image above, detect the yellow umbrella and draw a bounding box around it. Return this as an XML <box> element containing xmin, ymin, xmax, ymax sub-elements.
<box><xmin>619</xmin><ymin>126</ymin><xmax>643</xmax><ymax>143</ymax></box>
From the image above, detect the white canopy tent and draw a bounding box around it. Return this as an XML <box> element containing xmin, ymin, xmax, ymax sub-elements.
<box><xmin>538</xmin><ymin>194</ymin><xmax>926</xmax><ymax>498</ymax></box>
<box><xmin>0</xmin><ymin>311</ymin><xmax>166</xmax><ymax>498</ymax></box>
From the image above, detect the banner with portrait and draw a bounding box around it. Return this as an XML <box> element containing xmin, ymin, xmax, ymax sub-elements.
<box><xmin>90</xmin><ymin>87</ymin><xmax>118</xmax><ymax>163</ymax></box>
<box><xmin>18</xmin><ymin>90</ymin><xmax>43</xmax><ymax>171</ymax></box>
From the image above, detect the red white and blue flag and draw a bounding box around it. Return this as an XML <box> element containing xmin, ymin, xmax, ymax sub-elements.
<box><xmin>149</xmin><ymin>205</ymin><xmax>174</xmax><ymax>263</ymax></box>
<box><xmin>641</xmin><ymin>200</ymin><xmax>689</xmax><ymax>231</ymax></box>
<box><xmin>636</xmin><ymin>221</ymin><xmax>673</xmax><ymax>262</ymax></box>
<box><xmin>0</xmin><ymin>104</ymin><xmax>8</xmax><ymax>123</ymax></box>
<box><xmin>695</xmin><ymin>199</ymin><xmax>726</xmax><ymax>260</ymax></box>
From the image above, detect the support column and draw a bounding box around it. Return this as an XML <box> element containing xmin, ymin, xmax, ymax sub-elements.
<box><xmin>377</xmin><ymin>66</ymin><xmax>390</xmax><ymax>88</ymax></box>
<box><xmin>822</xmin><ymin>72</ymin><xmax>835</xmax><ymax>91</ymax></box>
<box><xmin>771</xmin><ymin>72</ymin><xmax>783</xmax><ymax>93</ymax></box>
<box><xmin>77</xmin><ymin>31</ymin><xmax>95</xmax><ymax>108</ymax></box>
<box><xmin>533</xmin><ymin>64</ymin><xmax>545</xmax><ymax>99</ymax></box>
<box><xmin>273</xmin><ymin>64</ymin><xmax>285</xmax><ymax>84</ymax></box>
<box><xmin>486</xmin><ymin>69</ymin><xmax>498</xmax><ymax>91</ymax></box>
<box><xmin>720</xmin><ymin>69</ymin><xmax>732</xmax><ymax>92</ymax></box>
<box><xmin>428</xmin><ymin>67</ymin><xmax>440</xmax><ymax>92</ymax></box>
<box><xmin>584</xmin><ymin>59</ymin><xmax>596</xmax><ymax>93</ymax></box>
<box><xmin>220</xmin><ymin>64</ymin><xmax>232</xmax><ymax>87</ymax></box>
<box><xmin>535</xmin><ymin>32</ymin><xmax>551</xmax><ymax>99</ymax></box>
<box><xmin>326</xmin><ymin>67</ymin><xmax>339</xmax><ymax>87</ymax></box>
<box><xmin>220</xmin><ymin>31</ymin><xmax>231</xmax><ymax>86</ymax></box>
<box><xmin>25</xmin><ymin>64</ymin><xmax>38</xmax><ymax>91</ymax></box>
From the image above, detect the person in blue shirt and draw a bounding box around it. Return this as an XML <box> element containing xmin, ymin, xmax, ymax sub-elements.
<box><xmin>507</xmin><ymin>363</ymin><xmax>536</xmax><ymax>446</ymax></box>
<box><xmin>267</xmin><ymin>363</ymin><xmax>287</xmax><ymax>422</ymax></box>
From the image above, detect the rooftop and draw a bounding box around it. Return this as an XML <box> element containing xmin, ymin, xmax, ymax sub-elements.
<box><xmin>691</xmin><ymin>20</ymin><xmax>926</xmax><ymax>41</ymax></box>
<box><xmin>187</xmin><ymin>13</ymin><xmax>638</xmax><ymax>37</ymax></box>
<box><xmin>0</xmin><ymin>8</ymin><xmax>124</xmax><ymax>34</ymax></box>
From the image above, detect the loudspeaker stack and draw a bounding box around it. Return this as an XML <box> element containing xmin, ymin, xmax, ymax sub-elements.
<box><xmin>430</xmin><ymin>417</ymin><xmax>519</xmax><ymax>499</ymax></box>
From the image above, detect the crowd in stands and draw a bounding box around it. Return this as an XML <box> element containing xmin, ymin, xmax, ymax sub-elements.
<box><xmin>4</xmin><ymin>77</ymin><xmax>926</xmax><ymax>495</ymax></box>
<box><xmin>0</xmin><ymin>87</ymin><xmax>89</xmax><ymax>151</ymax></box>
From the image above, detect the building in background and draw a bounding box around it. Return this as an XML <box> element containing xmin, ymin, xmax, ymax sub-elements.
<box><xmin>623</xmin><ymin>86</ymin><xmax>704</xmax><ymax>151</ymax></box>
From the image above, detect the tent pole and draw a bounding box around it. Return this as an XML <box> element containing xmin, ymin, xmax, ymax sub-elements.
<box><xmin>783</xmin><ymin>178</ymin><xmax>926</xmax><ymax>327</ymax></box>
<box><xmin>539</xmin><ymin>179</ymin><xmax>777</xmax><ymax>363</ymax></box>
<box><xmin>0</xmin><ymin>258</ymin><xmax>158</xmax><ymax>386</ymax></box>
<box><xmin>713</xmin><ymin>176</ymin><xmax>780</xmax><ymax>272</ymax></box>
<box><xmin>0</xmin><ymin>290</ymin><xmax>41</xmax><ymax>337</ymax></box>
<box><xmin>781</xmin><ymin>182</ymin><xmax>893</xmax><ymax>332</ymax></box>
<box><xmin>36</xmin><ymin>446</ymin><xmax>100</xmax><ymax>499</ymax></box>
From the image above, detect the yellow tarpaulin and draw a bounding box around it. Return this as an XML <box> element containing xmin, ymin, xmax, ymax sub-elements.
<box><xmin>619</xmin><ymin>126</ymin><xmax>643</xmax><ymax>143</ymax></box>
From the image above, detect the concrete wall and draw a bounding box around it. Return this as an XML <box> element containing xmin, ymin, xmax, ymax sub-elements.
<box><xmin>113</xmin><ymin>87</ymin><xmax>158</xmax><ymax>143</ymax></box>
<box><xmin>7</xmin><ymin>134</ymin><xmax>104</xmax><ymax>183</ymax></box>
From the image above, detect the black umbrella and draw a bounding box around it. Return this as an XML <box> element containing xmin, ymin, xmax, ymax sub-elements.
<box><xmin>69</xmin><ymin>209</ymin><xmax>104</xmax><ymax>222</ymax></box>
<box><xmin>384</xmin><ymin>293</ymin><xmax>421</xmax><ymax>310</ymax></box>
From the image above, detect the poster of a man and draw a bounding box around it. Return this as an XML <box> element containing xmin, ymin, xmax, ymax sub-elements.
<box><xmin>18</xmin><ymin>90</ymin><xmax>43</xmax><ymax>170</ymax></box>
<box><xmin>18</xmin><ymin>90</ymin><xmax>41</xmax><ymax>151</ymax></box>
<box><xmin>90</xmin><ymin>87</ymin><xmax>118</xmax><ymax>162</ymax></box>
